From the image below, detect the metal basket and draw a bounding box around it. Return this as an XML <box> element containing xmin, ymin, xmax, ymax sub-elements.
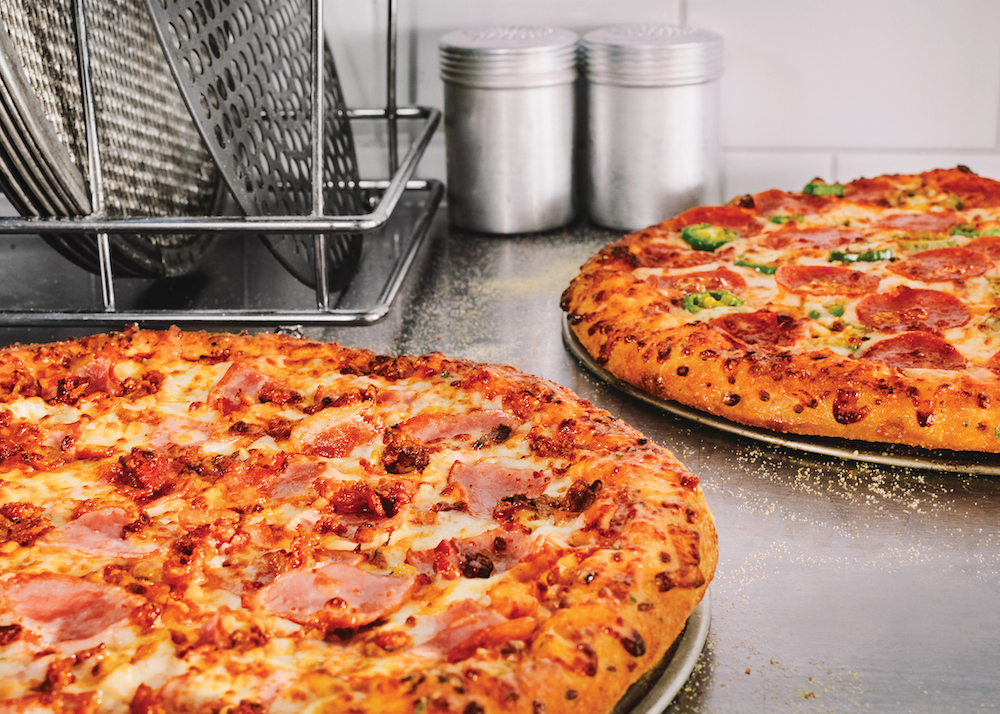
<box><xmin>0</xmin><ymin>0</ymin><xmax>441</xmax><ymax>325</ymax></box>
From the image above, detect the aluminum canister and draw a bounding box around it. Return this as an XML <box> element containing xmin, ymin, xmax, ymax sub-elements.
<box><xmin>582</xmin><ymin>25</ymin><xmax>723</xmax><ymax>230</ymax></box>
<box><xmin>439</xmin><ymin>27</ymin><xmax>578</xmax><ymax>234</ymax></box>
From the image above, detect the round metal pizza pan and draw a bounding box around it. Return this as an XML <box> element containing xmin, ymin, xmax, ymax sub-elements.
<box><xmin>563</xmin><ymin>316</ymin><xmax>1000</xmax><ymax>475</ymax></box>
<box><xmin>613</xmin><ymin>590</ymin><xmax>711</xmax><ymax>714</ymax></box>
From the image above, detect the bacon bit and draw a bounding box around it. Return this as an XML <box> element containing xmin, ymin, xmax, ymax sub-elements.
<box><xmin>431</xmin><ymin>539</ymin><xmax>462</xmax><ymax>580</ymax></box>
<box><xmin>129</xmin><ymin>602</ymin><xmax>162</xmax><ymax>630</ymax></box>
<box><xmin>258</xmin><ymin>383</ymin><xmax>298</xmax><ymax>406</ymax></box>
<box><xmin>381</xmin><ymin>435</ymin><xmax>429</xmax><ymax>475</ymax></box>
<box><xmin>323</xmin><ymin>481</ymin><xmax>391</xmax><ymax>519</ymax></box>
<box><xmin>37</xmin><ymin>657</ymin><xmax>77</xmax><ymax>693</ymax></box>
<box><xmin>680</xmin><ymin>474</ymin><xmax>699</xmax><ymax>491</ymax></box>
<box><xmin>109</xmin><ymin>448</ymin><xmax>181</xmax><ymax>503</ymax></box>
<box><xmin>0</xmin><ymin>622</ymin><xmax>23</xmax><ymax>645</ymax></box>
<box><xmin>219</xmin><ymin>450</ymin><xmax>290</xmax><ymax>492</ymax></box>
<box><xmin>129</xmin><ymin>683</ymin><xmax>166</xmax><ymax>714</ymax></box>
<box><xmin>0</xmin><ymin>501</ymin><xmax>52</xmax><ymax>546</ymax></box>
<box><xmin>263</xmin><ymin>417</ymin><xmax>295</xmax><ymax>442</ymax></box>
<box><xmin>51</xmin><ymin>354</ymin><xmax>119</xmax><ymax>406</ymax></box>
<box><xmin>119</xmin><ymin>370</ymin><xmax>164</xmax><ymax>399</ymax></box>
<box><xmin>361</xmin><ymin>629</ymin><xmax>413</xmax><ymax>656</ymax></box>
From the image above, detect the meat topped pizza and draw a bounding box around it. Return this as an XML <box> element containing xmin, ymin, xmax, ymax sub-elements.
<box><xmin>562</xmin><ymin>166</ymin><xmax>1000</xmax><ymax>453</ymax></box>
<box><xmin>0</xmin><ymin>328</ymin><xmax>716</xmax><ymax>714</ymax></box>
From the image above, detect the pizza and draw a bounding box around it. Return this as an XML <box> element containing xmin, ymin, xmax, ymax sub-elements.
<box><xmin>0</xmin><ymin>327</ymin><xmax>716</xmax><ymax>714</ymax></box>
<box><xmin>562</xmin><ymin>166</ymin><xmax>1000</xmax><ymax>453</ymax></box>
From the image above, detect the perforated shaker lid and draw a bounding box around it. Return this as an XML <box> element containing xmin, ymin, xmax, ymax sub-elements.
<box><xmin>439</xmin><ymin>26</ymin><xmax>579</xmax><ymax>89</ymax></box>
<box><xmin>582</xmin><ymin>25</ymin><xmax>723</xmax><ymax>87</ymax></box>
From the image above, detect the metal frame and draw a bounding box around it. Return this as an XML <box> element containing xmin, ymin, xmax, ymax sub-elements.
<box><xmin>0</xmin><ymin>0</ymin><xmax>442</xmax><ymax>326</ymax></box>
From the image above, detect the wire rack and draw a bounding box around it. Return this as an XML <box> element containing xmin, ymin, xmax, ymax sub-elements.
<box><xmin>0</xmin><ymin>0</ymin><xmax>442</xmax><ymax>327</ymax></box>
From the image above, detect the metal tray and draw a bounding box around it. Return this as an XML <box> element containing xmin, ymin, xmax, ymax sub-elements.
<box><xmin>614</xmin><ymin>591</ymin><xmax>711</xmax><ymax>714</ymax></box>
<box><xmin>563</xmin><ymin>316</ymin><xmax>1000</xmax><ymax>475</ymax></box>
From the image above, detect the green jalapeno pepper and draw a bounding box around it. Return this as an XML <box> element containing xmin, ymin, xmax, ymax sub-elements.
<box><xmin>680</xmin><ymin>223</ymin><xmax>738</xmax><ymax>252</ymax></box>
<box><xmin>682</xmin><ymin>290</ymin><xmax>744</xmax><ymax>313</ymax></box>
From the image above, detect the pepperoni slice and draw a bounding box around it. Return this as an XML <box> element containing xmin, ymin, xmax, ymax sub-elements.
<box><xmin>887</xmin><ymin>247</ymin><xmax>992</xmax><ymax>282</ymax></box>
<box><xmin>934</xmin><ymin>169</ymin><xmax>1000</xmax><ymax>208</ymax></box>
<box><xmin>964</xmin><ymin>235</ymin><xmax>1000</xmax><ymax>261</ymax></box>
<box><xmin>710</xmin><ymin>310</ymin><xmax>804</xmax><ymax>347</ymax></box>
<box><xmin>761</xmin><ymin>226</ymin><xmax>863</xmax><ymax>250</ymax></box>
<box><xmin>856</xmin><ymin>286</ymin><xmax>971</xmax><ymax>333</ymax></box>
<box><xmin>751</xmin><ymin>189</ymin><xmax>832</xmax><ymax>217</ymax></box>
<box><xmin>858</xmin><ymin>332</ymin><xmax>966</xmax><ymax>370</ymax></box>
<box><xmin>842</xmin><ymin>177</ymin><xmax>897</xmax><ymax>205</ymax></box>
<box><xmin>650</xmin><ymin>267</ymin><xmax>747</xmax><ymax>295</ymax></box>
<box><xmin>637</xmin><ymin>245</ymin><xmax>726</xmax><ymax>269</ymax></box>
<box><xmin>674</xmin><ymin>205</ymin><xmax>760</xmax><ymax>237</ymax></box>
<box><xmin>775</xmin><ymin>264</ymin><xmax>881</xmax><ymax>296</ymax></box>
<box><xmin>872</xmin><ymin>212</ymin><xmax>958</xmax><ymax>233</ymax></box>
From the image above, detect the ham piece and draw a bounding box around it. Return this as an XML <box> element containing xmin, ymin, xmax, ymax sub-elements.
<box><xmin>0</xmin><ymin>573</ymin><xmax>141</xmax><ymax>650</ymax></box>
<box><xmin>254</xmin><ymin>562</ymin><xmax>415</xmax><ymax>628</ymax></box>
<box><xmin>396</xmin><ymin>409</ymin><xmax>513</xmax><ymax>444</ymax></box>
<box><xmin>449</xmin><ymin>461</ymin><xmax>547</xmax><ymax>518</ymax></box>
<box><xmin>46</xmin><ymin>507</ymin><xmax>156</xmax><ymax>558</ymax></box>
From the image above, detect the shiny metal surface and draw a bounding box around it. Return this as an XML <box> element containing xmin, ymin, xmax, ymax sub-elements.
<box><xmin>2</xmin><ymin>217</ymin><xmax>999</xmax><ymax>711</ymax></box>
<box><xmin>582</xmin><ymin>25</ymin><xmax>722</xmax><ymax>231</ymax></box>
<box><xmin>585</xmin><ymin>80</ymin><xmax>720</xmax><ymax>230</ymax></box>
<box><xmin>441</xmin><ymin>27</ymin><xmax>577</xmax><ymax>234</ymax></box>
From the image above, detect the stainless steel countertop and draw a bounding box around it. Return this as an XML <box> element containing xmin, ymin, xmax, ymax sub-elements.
<box><xmin>2</xmin><ymin>210</ymin><xmax>999</xmax><ymax>712</ymax></box>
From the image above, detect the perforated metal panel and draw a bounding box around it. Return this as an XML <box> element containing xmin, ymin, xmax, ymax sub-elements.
<box><xmin>144</xmin><ymin>0</ymin><xmax>365</xmax><ymax>287</ymax></box>
<box><xmin>0</xmin><ymin>0</ymin><xmax>221</xmax><ymax>277</ymax></box>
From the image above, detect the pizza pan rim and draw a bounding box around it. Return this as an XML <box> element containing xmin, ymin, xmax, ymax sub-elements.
<box><xmin>621</xmin><ymin>588</ymin><xmax>711</xmax><ymax>714</ymax></box>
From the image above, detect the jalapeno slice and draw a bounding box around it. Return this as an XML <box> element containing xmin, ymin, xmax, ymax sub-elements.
<box><xmin>952</xmin><ymin>225</ymin><xmax>1000</xmax><ymax>238</ymax></box>
<box><xmin>680</xmin><ymin>223</ymin><xmax>738</xmax><ymax>252</ymax></box>
<box><xmin>828</xmin><ymin>248</ymin><xmax>896</xmax><ymax>263</ymax></box>
<box><xmin>802</xmin><ymin>182</ymin><xmax>844</xmax><ymax>197</ymax></box>
<box><xmin>768</xmin><ymin>214</ymin><xmax>803</xmax><ymax>225</ymax></box>
<box><xmin>682</xmin><ymin>290</ymin><xmax>744</xmax><ymax>313</ymax></box>
<box><xmin>734</xmin><ymin>258</ymin><xmax>778</xmax><ymax>275</ymax></box>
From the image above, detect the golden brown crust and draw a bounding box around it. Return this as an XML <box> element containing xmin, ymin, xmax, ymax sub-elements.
<box><xmin>563</xmin><ymin>167</ymin><xmax>1000</xmax><ymax>453</ymax></box>
<box><xmin>0</xmin><ymin>327</ymin><xmax>715</xmax><ymax>714</ymax></box>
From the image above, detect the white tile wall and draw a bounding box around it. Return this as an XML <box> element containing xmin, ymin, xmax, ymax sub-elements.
<box><xmin>325</xmin><ymin>0</ymin><xmax>1000</xmax><ymax>202</ymax></box>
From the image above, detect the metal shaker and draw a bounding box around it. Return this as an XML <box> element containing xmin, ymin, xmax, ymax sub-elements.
<box><xmin>581</xmin><ymin>25</ymin><xmax>724</xmax><ymax>230</ymax></box>
<box><xmin>439</xmin><ymin>27</ymin><xmax>578</xmax><ymax>234</ymax></box>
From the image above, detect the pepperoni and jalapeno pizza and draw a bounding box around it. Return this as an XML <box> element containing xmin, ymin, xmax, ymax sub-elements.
<box><xmin>562</xmin><ymin>166</ymin><xmax>1000</xmax><ymax>453</ymax></box>
<box><xmin>0</xmin><ymin>328</ymin><xmax>716</xmax><ymax>714</ymax></box>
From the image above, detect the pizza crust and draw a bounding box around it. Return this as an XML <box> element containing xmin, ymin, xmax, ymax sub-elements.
<box><xmin>0</xmin><ymin>327</ymin><xmax>716</xmax><ymax>714</ymax></box>
<box><xmin>563</xmin><ymin>167</ymin><xmax>1000</xmax><ymax>453</ymax></box>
